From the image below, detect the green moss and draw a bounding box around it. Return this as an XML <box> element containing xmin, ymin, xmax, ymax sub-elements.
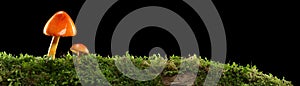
<box><xmin>0</xmin><ymin>52</ymin><xmax>293</xmax><ymax>86</ymax></box>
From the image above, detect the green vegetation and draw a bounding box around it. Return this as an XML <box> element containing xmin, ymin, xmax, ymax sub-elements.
<box><xmin>0</xmin><ymin>52</ymin><xmax>293</xmax><ymax>86</ymax></box>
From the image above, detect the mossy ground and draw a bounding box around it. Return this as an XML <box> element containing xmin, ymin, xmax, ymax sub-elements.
<box><xmin>0</xmin><ymin>52</ymin><xmax>293</xmax><ymax>86</ymax></box>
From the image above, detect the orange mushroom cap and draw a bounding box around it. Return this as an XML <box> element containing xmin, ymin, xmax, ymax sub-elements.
<box><xmin>43</xmin><ymin>11</ymin><xmax>76</xmax><ymax>37</ymax></box>
<box><xmin>70</xmin><ymin>43</ymin><xmax>90</xmax><ymax>54</ymax></box>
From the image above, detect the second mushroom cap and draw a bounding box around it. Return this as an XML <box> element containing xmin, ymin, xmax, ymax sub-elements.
<box><xmin>70</xmin><ymin>43</ymin><xmax>90</xmax><ymax>55</ymax></box>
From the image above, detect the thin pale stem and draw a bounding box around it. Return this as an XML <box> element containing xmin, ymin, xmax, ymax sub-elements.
<box><xmin>47</xmin><ymin>36</ymin><xmax>60</xmax><ymax>60</ymax></box>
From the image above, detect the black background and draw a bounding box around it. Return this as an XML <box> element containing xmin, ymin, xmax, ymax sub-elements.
<box><xmin>0</xmin><ymin>0</ymin><xmax>298</xmax><ymax>85</ymax></box>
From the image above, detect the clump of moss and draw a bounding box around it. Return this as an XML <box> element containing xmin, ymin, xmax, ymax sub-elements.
<box><xmin>0</xmin><ymin>52</ymin><xmax>293</xmax><ymax>86</ymax></box>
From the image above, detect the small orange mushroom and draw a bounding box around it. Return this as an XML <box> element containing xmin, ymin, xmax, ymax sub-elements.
<box><xmin>70</xmin><ymin>43</ymin><xmax>89</xmax><ymax>64</ymax></box>
<box><xmin>43</xmin><ymin>11</ymin><xmax>77</xmax><ymax>60</ymax></box>
<box><xmin>70</xmin><ymin>43</ymin><xmax>90</xmax><ymax>56</ymax></box>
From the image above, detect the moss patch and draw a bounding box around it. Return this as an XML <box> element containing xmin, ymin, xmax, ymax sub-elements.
<box><xmin>0</xmin><ymin>52</ymin><xmax>293</xmax><ymax>86</ymax></box>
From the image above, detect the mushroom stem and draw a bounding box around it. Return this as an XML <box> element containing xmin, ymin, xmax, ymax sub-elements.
<box><xmin>70</xmin><ymin>49</ymin><xmax>79</xmax><ymax>56</ymax></box>
<box><xmin>47</xmin><ymin>36</ymin><xmax>60</xmax><ymax>59</ymax></box>
<box><xmin>74</xmin><ymin>52</ymin><xmax>80</xmax><ymax>57</ymax></box>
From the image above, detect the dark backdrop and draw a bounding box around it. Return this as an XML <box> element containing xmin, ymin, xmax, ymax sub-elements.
<box><xmin>0</xmin><ymin>0</ymin><xmax>297</xmax><ymax>85</ymax></box>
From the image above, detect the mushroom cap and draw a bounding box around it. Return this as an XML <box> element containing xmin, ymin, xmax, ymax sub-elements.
<box><xmin>70</xmin><ymin>43</ymin><xmax>89</xmax><ymax>54</ymax></box>
<box><xmin>43</xmin><ymin>11</ymin><xmax>76</xmax><ymax>37</ymax></box>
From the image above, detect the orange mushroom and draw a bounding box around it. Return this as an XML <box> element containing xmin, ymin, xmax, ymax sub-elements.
<box><xmin>70</xmin><ymin>43</ymin><xmax>89</xmax><ymax>64</ymax></box>
<box><xmin>70</xmin><ymin>43</ymin><xmax>90</xmax><ymax>56</ymax></box>
<box><xmin>43</xmin><ymin>11</ymin><xmax>77</xmax><ymax>60</ymax></box>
